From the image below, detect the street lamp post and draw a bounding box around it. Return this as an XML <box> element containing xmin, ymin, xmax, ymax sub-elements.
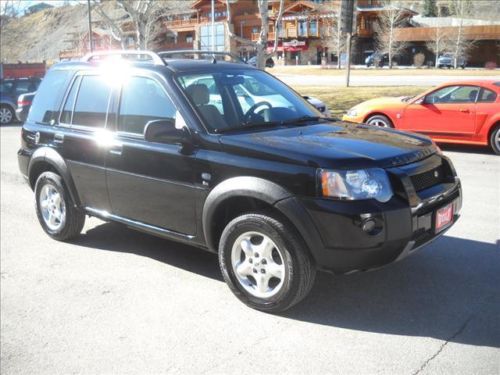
<box><xmin>87</xmin><ymin>0</ymin><xmax>93</xmax><ymax>52</ymax></box>
<box><xmin>211</xmin><ymin>0</ymin><xmax>215</xmax><ymax>51</ymax></box>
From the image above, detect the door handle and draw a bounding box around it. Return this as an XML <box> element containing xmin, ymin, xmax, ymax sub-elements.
<box><xmin>108</xmin><ymin>144</ymin><xmax>123</xmax><ymax>156</ymax></box>
<box><xmin>459</xmin><ymin>108</ymin><xmax>470</xmax><ymax>113</ymax></box>
<box><xmin>54</xmin><ymin>133</ymin><xmax>64</xmax><ymax>144</ymax></box>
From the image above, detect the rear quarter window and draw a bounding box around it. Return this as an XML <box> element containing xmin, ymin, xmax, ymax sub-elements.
<box><xmin>28</xmin><ymin>69</ymin><xmax>74</xmax><ymax>125</ymax></box>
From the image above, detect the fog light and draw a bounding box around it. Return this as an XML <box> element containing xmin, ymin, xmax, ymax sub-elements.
<box><xmin>362</xmin><ymin>218</ymin><xmax>376</xmax><ymax>233</ymax></box>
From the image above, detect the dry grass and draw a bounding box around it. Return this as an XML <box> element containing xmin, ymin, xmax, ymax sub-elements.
<box><xmin>294</xmin><ymin>86</ymin><xmax>432</xmax><ymax>117</ymax></box>
<box><xmin>268</xmin><ymin>66</ymin><xmax>500</xmax><ymax>77</ymax></box>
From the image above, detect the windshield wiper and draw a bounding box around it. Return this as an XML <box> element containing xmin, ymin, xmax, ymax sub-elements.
<box><xmin>215</xmin><ymin>121</ymin><xmax>283</xmax><ymax>134</ymax></box>
<box><xmin>215</xmin><ymin>116</ymin><xmax>335</xmax><ymax>134</ymax></box>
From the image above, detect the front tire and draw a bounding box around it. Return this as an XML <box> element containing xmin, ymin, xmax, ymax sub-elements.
<box><xmin>35</xmin><ymin>172</ymin><xmax>85</xmax><ymax>241</ymax></box>
<box><xmin>366</xmin><ymin>114</ymin><xmax>393</xmax><ymax>128</ymax></box>
<box><xmin>490</xmin><ymin>126</ymin><xmax>500</xmax><ymax>155</ymax></box>
<box><xmin>219</xmin><ymin>212</ymin><xmax>316</xmax><ymax>313</ymax></box>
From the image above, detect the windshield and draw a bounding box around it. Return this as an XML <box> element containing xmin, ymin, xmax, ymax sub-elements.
<box><xmin>176</xmin><ymin>69</ymin><xmax>319</xmax><ymax>133</ymax></box>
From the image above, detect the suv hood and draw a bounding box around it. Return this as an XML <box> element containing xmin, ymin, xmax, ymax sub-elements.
<box><xmin>219</xmin><ymin>122</ymin><xmax>437</xmax><ymax>169</ymax></box>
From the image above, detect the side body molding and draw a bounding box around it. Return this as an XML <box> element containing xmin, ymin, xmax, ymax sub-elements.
<box><xmin>28</xmin><ymin>147</ymin><xmax>81</xmax><ymax>207</ymax></box>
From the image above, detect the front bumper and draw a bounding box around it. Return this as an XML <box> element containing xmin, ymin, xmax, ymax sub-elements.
<box><xmin>296</xmin><ymin>156</ymin><xmax>462</xmax><ymax>274</ymax></box>
<box><xmin>342</xmin><ymin>114</ymin><xmax>364</xmax><ymax>123</ymax></box>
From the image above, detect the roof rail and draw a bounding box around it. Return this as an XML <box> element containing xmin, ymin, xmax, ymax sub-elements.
<box><xmin>157</xmin><ymin>50</ymin><xmax>245</xmax><ymax>64</ymax></box>
<box><xmin>81</xmin><ymin>50</ymin><xmax>166</xmax><ymax>66</ymax></box>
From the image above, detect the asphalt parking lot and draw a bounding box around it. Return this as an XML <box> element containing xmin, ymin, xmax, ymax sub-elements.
<box><xmin>1</xmin><ymin>124</ymin><xmax>499</xmax><ymax>374</ymax></box>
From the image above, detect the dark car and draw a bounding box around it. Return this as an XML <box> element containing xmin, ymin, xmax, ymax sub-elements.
<box><xmin>19</xmin><ymin>51</ymin><xmax>462</xmax><ymax>312</ymax></box>
<box><xmin>437</xmin><ymin>53</ymin><xmax>466</xmax><ymax>69</ymax></box>
<box><xmin>365</xmin><ymin>52</ymin><xmax>389</xmax><ymax>67</ymax></box>
<box><xmin>16</xmin><ymin>92</ymin><xmax>36</xmax><ymax>123</ymax></box>
<box><xmin>0</xmin><ymin>77</ymin><xmax>41</xmax><ymax>124</ymax></box>
<box><xmin>247</xmin><ymin>56</ymin><xmax>275</xmax><ymax>68</ymax></box>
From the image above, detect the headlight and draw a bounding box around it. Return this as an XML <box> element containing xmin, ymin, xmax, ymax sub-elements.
<box><xmin>319</xmin><ymin>168</ymin><xmax>393</xmax><ymax>202</ymax></box>
<box><xmin>347</xmin><ymin>108</ymin><xmax>358</xmax><ymax>117</ymax></box>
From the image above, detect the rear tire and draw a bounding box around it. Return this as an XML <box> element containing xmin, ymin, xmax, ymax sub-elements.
<box><xmin>35</xmin><ymin>172</ymin><xmax>85</xmax><ymax>241</ymax></box>
<box><xmin>366</xmin><ymin>114</ymin><xmax>393</xmax><ymax>128</ymax></box>
<box><xmin>218</xmin><ymin>212</ymin><xmax>316</xmax><ymax>313</ymax></box>
<box><xmin>490</xmin><ymin>126</ymin><xmax>500</xmax><ymax>155</ymax></box>
<box><xmin>0</xmin><ymin>105</ymin><xmax>14</xmax><ymax>125</ymax></box>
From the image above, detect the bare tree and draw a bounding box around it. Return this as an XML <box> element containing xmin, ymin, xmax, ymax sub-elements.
<box><xmin>225</xmin><ymin>0</ymin><xmax>285</xmax><ymax>69</ymax></box>
<box><xmin>1</xmin><ymin>0</ymin><xmax>21</xmax><ymax>18</ymax></box>
<box><xmin>426</xmin><ymin>26</ymin><xmax>453</xmax><ymax>67</ymax></box>
<box><xmin>448</xmin><ymin>0</ymin><xmax>476</xmax><ymax>68</ymax></box>
<box><xmin>374</xmin><ymin>0</ymin><xmax>409</xmax><ymax>69</ymax></box>
<box><xmin>92</xmin><ymin>1</ymin><xmax>127</xmax><ymax>48</ymax></box>
<box><xmin>93</xmin><ymin>0</ymin><xmax>188</xmax><ymax>50</ymax></box>
<box><xmin>320</xmin><ymin>14</ymin><xmax>345</xmax><ymax>68</ymax></box>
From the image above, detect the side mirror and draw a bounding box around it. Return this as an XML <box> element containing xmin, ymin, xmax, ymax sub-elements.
<box><xmin>144</xmin><ymin>119</ymin><xmax>189</xmax><ymax>144</ymax></box>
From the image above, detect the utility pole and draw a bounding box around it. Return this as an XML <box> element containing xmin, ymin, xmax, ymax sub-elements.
<box><xmin>341</xmin><ymin>0</ymin><xmax>354</xmax><ymax>87</ymax></box>
<box><xmin>211</xmin><ymin>0</ymin><xmax>215</xmax><ymax>51</ymax></box>
<box><xmin>87</xmin><ymin>0</ymin><xmax>93</xmax><ymax>52</ymax></box>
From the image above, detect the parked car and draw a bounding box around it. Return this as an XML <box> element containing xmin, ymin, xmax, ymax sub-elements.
<box><xmin>302</xmin><ymin>95</ymin><xmax>330</xmax><ymax>116</ymax></box>
<box><xmin>437</xmin><ymin>53</ymin><xmax>466</xmax><ymax>69</ymax></box>
<box><xmin>19</xmin><ymin>51</ymin><xmax>462</xmax><ymax>312</ymax></box>
<box><xmin>0</xmin><ymin>92</ymin><xmax>17</xmax><ymax>125</ymax></box>
<box><xmin>365</xmin><ymin>52</ymin><xmax>389</xmax><ymax>67</ymax></box>
<box><xmin>342</xmin><ymin>80</ymin><xmax>500</xmax><ymax>154</ymax></box>
<box><xmin>16</xmin><ymin>92</ymin><xmax>36</xmax><ymax>123</ymax></box>
<box><xmin>247</xmin><ymin>56</ymin><xmax>275</xmax><ymax>68</ymax></box>
<box><xmin>0</xmin><ymin>77</ymin><xmax>41</xmax><ymax>124</ymax></box>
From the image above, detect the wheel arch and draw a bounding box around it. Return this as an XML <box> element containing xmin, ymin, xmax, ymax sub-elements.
<box><xmin>202</xmin><ymin>177</ymin><xmax>321</xmax><ymax>257</ymax></box>
<box><xmin>363</xmin><ymin>112</ymin><xmax>395</xmax><ymax>127</ymax></box>
<box><xmin>28</xmin><ymin>147</ymin><xmax>81</xmax><ymax>207</ymax></box>
<box><xmin>487</xmin><ymin>120</ymin><xmax>500</xmax><ymax>141</ymax></box>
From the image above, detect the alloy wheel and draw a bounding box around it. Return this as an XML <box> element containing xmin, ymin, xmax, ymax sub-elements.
<box><xmin>368</xmin><ymin>117</ymin><xmax>390</xmax><ymax>128</ymax></box>
<box><xmin>231</xmin><ymin>231</ymin><xmax>286</xmax><ymax>299</ymax></box>
<box><xmin>0</xmin><ymin>107</ymin><xmax>13</xmax><ymax>124</ymax></box>
<box><xmin>39</xmin><ymin>184</ymin><xmax>66</xmax><ymax>231</ymax></box>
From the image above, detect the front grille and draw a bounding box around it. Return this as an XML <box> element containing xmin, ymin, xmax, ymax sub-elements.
<box><xmin>410</xmin><ymin>165</ymin><xmax>445</xmax><ymax>192</ymax></box>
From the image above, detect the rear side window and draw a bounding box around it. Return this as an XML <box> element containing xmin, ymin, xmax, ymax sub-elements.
<box><xmin>28</xmin><ymin>69</ymin><xmax>74</xmax><ymax>125</ymax></box>
<box><xmin>60</xmin><ymin>76</ymin><xmax>81</xmax><ymax>124</ymax></box>
<box><xmin>72</xmin><ymin>75</ymin><xmax>112</xmax><ymax>128</ymax></box>
<box><xmin>477</xmin><ymin>88</ymin><xmax>497</xmax><ymax>103</ymax></box>
<box><xmin>118</xmin><ymin>76</ymin><xmax>176</xmax><ymax>135</ymax></box>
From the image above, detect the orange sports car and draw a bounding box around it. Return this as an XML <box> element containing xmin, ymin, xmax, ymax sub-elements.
<box><xmin>342</xmin><ymin>80</ymin><xmax>500</xmax><ymax>154</ymax></box>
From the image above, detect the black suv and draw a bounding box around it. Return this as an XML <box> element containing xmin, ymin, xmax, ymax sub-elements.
<box><xmin>18</xmin><ymin>51</ymin><xmax>462</xmax><ymax>312</ymax></box>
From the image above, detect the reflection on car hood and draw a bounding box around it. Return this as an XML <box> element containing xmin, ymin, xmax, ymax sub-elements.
<box><xmin>219</xmin><ymin>121</ymin><xmax>437</xmax><ymax>169</ymax></box>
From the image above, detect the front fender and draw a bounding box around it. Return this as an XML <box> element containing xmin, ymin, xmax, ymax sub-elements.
<box><xmin>202</xmin><ymin>177</ymin><xmax>291</xmax><ymax>251</ymax></box>
<box><xmin>202</xmin><ymin>177</ymin><xmax>325</xmax><ymax>264</ymax></box>
<box><xmin>28</xmin><ymin>147</ymin><xmax>81</xmax><ymax>206</ymax></box>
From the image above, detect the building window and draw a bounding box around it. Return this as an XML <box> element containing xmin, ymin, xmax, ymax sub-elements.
<box><xmin>310</xmin><ymin>20</ymin><xmax>318</xmax><ymax>35</ymax></box>
<box><xmin>298</xmin><ymin>20</ymin><xmax>308</xmax><ymax>37</ymax></box>
<box><xmin>186</xmin><ymin>34</ymin><xmax>193</xmax><ymax>43</ymax></box>
<box><xmin>200</xmin><ymin>23</ymin><xmax>225</xmax><ymax>51</ymax></box>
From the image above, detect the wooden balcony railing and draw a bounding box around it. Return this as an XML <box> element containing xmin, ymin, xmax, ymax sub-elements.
<box><xmin>165</xmin><ymin>18</ymin><xmax>198</xmax><ymax>27</ymax></box>
<box><xmin>251</xmin><ymin>31</ymin><xmax>276</xmax><ymax>42</ymax></box>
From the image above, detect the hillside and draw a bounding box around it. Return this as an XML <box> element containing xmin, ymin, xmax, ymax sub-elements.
<box><xmin>1</xmin><ymin>4</ymin><xmax>90</xmax><ymax>63</ymax></box>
